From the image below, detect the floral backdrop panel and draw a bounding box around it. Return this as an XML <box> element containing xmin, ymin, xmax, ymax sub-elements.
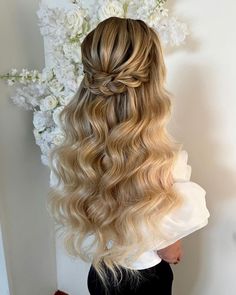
<box><xmin>0</xmin><ymin>1</ymin><xmax>189</xmax><ymax>292</ymax></box>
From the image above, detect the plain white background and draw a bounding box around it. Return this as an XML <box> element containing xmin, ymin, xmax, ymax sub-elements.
<box><xmin>1</xmin><ymin>0</ymin><xmax>236</xmax><ymax>294</ymax></box>
<box><xmin>0</xmin><ymin>0</ymin><xmax>57</xmax><ymax>294</ymax></box>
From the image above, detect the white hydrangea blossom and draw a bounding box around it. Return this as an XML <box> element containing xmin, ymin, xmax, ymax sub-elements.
<box><xmin>63</xmin><ymin>42</ymin><xmax>81</xmax><ymax>63</ymax></box>
<box><xmin>0</xmin><ymin>0</ymin><xmax>189</xmax><ymax>167</ymax></box>
<box><xmin>158</xmin><ymin>17</ymin><xmax>189</xmax><ymax>46</ymax></box>
<box><xmin>37</xmin><ymin>5</ymin><xmax>68</xmax><ymax>46</ymax></box>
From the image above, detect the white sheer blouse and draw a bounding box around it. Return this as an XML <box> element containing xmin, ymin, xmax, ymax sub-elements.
<box><xmin>120</xmin><ymin>150</ymin><xmax>210</xmax><ymax>270</ymax></box>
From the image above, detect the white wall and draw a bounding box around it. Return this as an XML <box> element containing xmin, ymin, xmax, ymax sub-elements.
<box><xmin>0</xmin><ymin>1</ymin><xmax>57</xmax><ymax>294</ymax></box>
<box><xmin>165</xmin><ymin>1</ymin><xmax>236</xmax><ymax>294</ymax></box>
<box><xmin>1</xmin><ymin>0</ymin><xmax>236</xmax><ymax>295</ymax></box>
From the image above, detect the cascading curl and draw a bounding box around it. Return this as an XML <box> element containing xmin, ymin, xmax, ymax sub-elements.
<box><xmin>47</xmin><ymin>16</ymin><xmax>184</xmax><ymax>293</ymax></box>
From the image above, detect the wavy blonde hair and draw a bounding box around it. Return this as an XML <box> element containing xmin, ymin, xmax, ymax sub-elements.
<box><xmin>47</xmin><ymin>16</ymin><xmax>184</xmax><ymax>293</ymax></box>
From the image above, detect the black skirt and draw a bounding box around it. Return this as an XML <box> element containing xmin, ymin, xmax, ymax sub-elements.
<box><xmin>87</xmin><ymin>259</ymin><xmax>174</xmax><ymax>295</ymax></box>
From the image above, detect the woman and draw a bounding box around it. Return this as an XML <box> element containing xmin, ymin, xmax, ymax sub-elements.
<box><xmin>48</xmin><ymin>16</ymin><xmax>210</xmax><ymax>295</ymax></box>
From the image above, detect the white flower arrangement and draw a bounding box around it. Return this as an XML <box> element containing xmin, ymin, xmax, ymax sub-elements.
<box><xmin>0</xmin><ymin>0</ymin><xmax>189</xmax><ymax>167</ymax></box>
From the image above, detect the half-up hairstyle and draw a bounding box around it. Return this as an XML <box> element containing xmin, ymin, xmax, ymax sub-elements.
<box><xmin>47</xmin><ymin>16</ymin><xmax>184</xmax><ymax>293</ymax></box>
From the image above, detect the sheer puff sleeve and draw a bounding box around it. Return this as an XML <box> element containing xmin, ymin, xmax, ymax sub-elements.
<box><xmin>151</xmin><ymin>150</ymin><xmax>210</xmax><ymax>250</ymax></box>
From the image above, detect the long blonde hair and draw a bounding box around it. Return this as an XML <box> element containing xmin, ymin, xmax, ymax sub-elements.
<box><xmin>47</xmin><ymin>16</ymin><xmax>184</xmax><ymax>293</ymax></box>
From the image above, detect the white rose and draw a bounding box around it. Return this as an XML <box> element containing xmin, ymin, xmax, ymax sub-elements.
<box><xmin>98</xmin><ymin>0</ymin><xmax>125</xmax><ymax>21</ymax></box>
<box><xmin>53</xmin><ymin>106</ymin><xmax>65</xmax><ymax>128</ymax></box>
<box><xmin>40</xmin><ymin>95</ymin><xmax>58</xmax><ymax>111</ymax></box>
<box><xmin>65</xmin><ymin>7</ymin><xmax>86</xmax><ymax>37</ymax></box>
<box><xmin>33</xmin><ymin>110</ymin><xmax>53</xmax><ymax>132</ymax></box>
<box><xmin>48</xmin><ymin>79</ymin><xmax>64</xmax><ymax>96</ymax></box>
<box><xmin>52</xmin><ymin>131</ymin><xmax>65</xmax><ymax>146</ymax></box>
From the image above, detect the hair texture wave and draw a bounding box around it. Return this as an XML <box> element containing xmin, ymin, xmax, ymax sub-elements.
<box><xmin>47</xmin><ymin>16</ymin><xmax>184</xmax><ymax>293</ymax></box>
